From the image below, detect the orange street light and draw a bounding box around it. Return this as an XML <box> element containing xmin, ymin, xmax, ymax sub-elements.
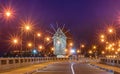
<box><xmin>4</xmin><ymin>8</ymin><xmax>13</xmax><ymax>19</ymax></box>
<box><xmin>81</xmin><ymin>44</ymin><xmax>85</xmax><ymax>48</ymax></box>
<box><xmin>28</xmin><ymin>43</ymin><xmax>32</xmax><ymax>47</ymax></box>
<box><xmin>5</xmin><ymin>11</ymin><xmax>11</xmax><ymax>17</ymax></box>
<box><xmin>108</xmin><ymin>27</ymin><xmax>114</xmax><ymax>34</ymax></box>
<box><xmin>100</xmin><ymin>34</ymin><xmax>105</xmax><ymax>39</ymax></box>
<box><xmin>69</xmin><ymin>42</ymin><xmax>73</xmax><ymax>46</ymax></box>
<box><xmin>46</xmin><ymin>37</ymin><xmax>50</xmax><ymax>41</ymax></box>
<box><xmin>101</xmin><ymin>39</ymin><xmax>105</xmax><ymax>42</ymax></box>
<box><xmin>25</xmin><ymin>25</ymin><xmax>31</xmax><ymax>31</ymax></box>
<box><xmin>65</xmin><ymin>49</ymin><xmax>68</xmax><ymax>52</ymax></box>
<box><xmin>93</xmin><ymin>45</ymin><xmax>96</xmax><ymax>49</ymax></box>
<box><xmin>38</xmin><ymin>45</ymin><xmax>43</xmax><ymax>49</ymax></box>
<box><xmin>77</xmin><ymin>50</ymin><xmax>81</xmax><ymax>53</ymax></box>
<box><xmin>51</xmin><ymin>47</ymin><xmax>54</xmax><ymax>51</ymax></box>
<box><xmin>117</xmin><ymin>48</ymin><xmax>120</xmax><ymax>52</ymax></box>
<box><xmin>13</xmin><ymin>38</ymin><xmax>18</xmax><ymax>44</ymax></box>
<box><xmin>102</xmin><ymin>51</ymin><xmax>105</xmax><ymax>54</ymax></box>
<box><xmin>89</xmin><ymin>50</ymin><xmax>92</xmax><ymax>54</ymax></box>
<box><xmin>112</xmin><ymin>48</ymin><xmax>115</xmax><ymax>51</ymax></box>
<box><xmin>37</xmin><ymin>33</ymin><xmax>41</xmax><ymax>37</ymax></box>
<box><xmin>115</xmin><ymin>52</ymin><xmax>118</xmax><ymax>55</ymax></box>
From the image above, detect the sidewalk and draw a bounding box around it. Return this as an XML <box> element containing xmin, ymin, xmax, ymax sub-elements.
<box><xmin>0</xmin><ymin>62</ymin><xmax>54</xmax><ymax>74</ymax></box>
<box><xmin>91</xmin><ymin>62</ymin><xmax>120</xmax><ymax>73</ymax></box>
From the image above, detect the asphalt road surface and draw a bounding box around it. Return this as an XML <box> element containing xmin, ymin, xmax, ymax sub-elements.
<box><xmin>34</xmin><ymin>62</ymin><xmax>113</xmax><ymax>74</ymax></box>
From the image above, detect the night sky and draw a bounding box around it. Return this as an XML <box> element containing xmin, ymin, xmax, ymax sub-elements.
<box><xmin>0</xmin><ymin>0</ymin><xmax>120</xmax><ymax>54</ymax></box>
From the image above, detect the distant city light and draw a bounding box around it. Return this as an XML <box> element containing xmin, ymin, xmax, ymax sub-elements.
<box><xmin>13</xmin><ymin>38</ymin><xmax>18</xmax><ymax>44</ymax></box>
<box><xmin>3</xmin><ymin>5</ymin><xmax>15</xmax><ymax>20</ymax></box>
<box><xmin>37</xmin><ymin>33</ymin><xmax>41</xmax><ymax>37</ymax></box>
<box><xmin>46</xmin><ymin>37</ymin><xmax>50</xmax><ymax>41</ymax></box>
<box><xmin>81</xmin><ymin>44</ymin><xmax>85</xmax><ymax>48</ymax></box>
<box><xmin>71</xmin><ymin>49</ymin><xmax>75</xmax><ymax>54</ymax></box>
<box><xmin>28</xmin><ymin>42</ymin><xmax>32</xmax><ymax>47</ymax></box>
<box><xmin>69</xmin><ymin>42</ymin><xmax>73</xmax><ymax>47</ymax></box>
<box><xmin>32</xmin><ymin>49</ymin><xmax>37</xmax><ymax>54</ymax></box>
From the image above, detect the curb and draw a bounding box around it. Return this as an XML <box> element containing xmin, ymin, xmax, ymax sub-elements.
<box><xmin>89</xmin><ymin>64</ymin><xmax>114</xmax><ymax>73</ymax></box>
<box><xmin>90</xmin><ymin>64</ymin><xmax>120</xmax><ymax>74</ymax></box>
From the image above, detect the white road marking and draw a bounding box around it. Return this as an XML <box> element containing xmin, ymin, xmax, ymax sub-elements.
<box><xmin>71</xmin><ymin>63</ymin><xmax>75</xmax><ymax>74</ymax></box>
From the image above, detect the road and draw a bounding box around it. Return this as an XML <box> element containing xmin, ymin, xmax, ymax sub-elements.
<box><xmin>34</xmin><ymin>62</ymin><xmax>113</xmax><ymax>74</ymax></box>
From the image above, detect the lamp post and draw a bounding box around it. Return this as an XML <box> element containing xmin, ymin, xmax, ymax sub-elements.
<box><xmin>20</xmin><ymin>24</ymin><xmax>32</xmax><ymax>57</ymax></box>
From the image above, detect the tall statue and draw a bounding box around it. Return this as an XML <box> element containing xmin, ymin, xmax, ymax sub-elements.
<box><xmin>52</xmin><ymin>28</ymin><xmax>67</xmax><ymax>57</ymax></box>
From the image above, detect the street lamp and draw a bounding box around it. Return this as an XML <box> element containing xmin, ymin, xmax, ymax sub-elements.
<box><xmin>88</xmin><ymin>50</ymin><xmax>92</xmax><ymax>54</ymax></box>
<box><xmin>3</xmin><ymin>7</ymin><xmax>14</xmax><ymax>20</ymax></box>
<box><xmin>12</xmin><ymin>38</ymin><xmax>18</xmax><ymax>44</ymax></box>
<box><xmin>93</xmin><ymin>45</ymin><xmax>96</xmax><ymax>49</ymax></box>
<box><xmin>38</xmin><ymin>45</ymin><xmax>43</xmax><ymax>49</ymax></box>
<box><xmin>108</xmin><ymin>28</ymin><xmax>113</xmax><ymax>33</ymax></box>
<box><xmin>46</xmin><ymin>37</ymin><xmax>50</xmax><ymax>41</ymax></box>
<box><xmin>100</xmin><ymin>34</ymin><xmax>105</xmax><ymax>39</ymax></box>
<box><xmin>101</xmin><ymin>51</ymin><xmax>105</xmax><ymax>54</ymax></box>
<box><xmin>37</xmin><ymin>33</ymin><xmax>41</xmax><ymax>37</ymax></box>
<box><xmin>81</xmin><ymin>44</ymin><xmax>85</xmax><ymax>48</ymax></box>
<box><xmin>65</xmin><ymin>49</ymin><xmax>68</xmax><ymax>52</ymax></box>
<box><xmin>51</xmin><ymin>47</ymin><xmax>54</xmax><ymax>51</ymax></box>
<box><xmin>5</xmin><ymin>11</ymin><xmax>11</xmax><ymax>17</ymax></box>
<box><xmin>77</xmin><ymin>50</ymin><xmax>81</xmax><ymax>53</ymax></box>
<box><xmin>28</xmin><ymin>42</ymin><xmax>32</xmax><ymax>47</ymax></box>
<box><xmin>69</xmin><ymin>42</ymin><xmax>73</xmax><ymax>47</ymax></box>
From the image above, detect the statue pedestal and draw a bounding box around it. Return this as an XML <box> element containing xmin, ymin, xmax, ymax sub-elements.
<box><xmin>57</xmin><ymin>55</ymin><xmax>66</xmax><ymax>58</ymax></box>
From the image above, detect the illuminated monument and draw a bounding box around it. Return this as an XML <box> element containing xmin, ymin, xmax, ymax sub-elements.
<box><xmin>53</xmin><ymin>28</ymin><xmax>67</xmax><ymax>57</ymax></box>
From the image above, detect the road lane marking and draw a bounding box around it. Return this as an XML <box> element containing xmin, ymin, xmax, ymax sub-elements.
<box><xmin>71</xmin><ymin>63</ymin><xmax>75</xmax><ymax>74</ymax></box>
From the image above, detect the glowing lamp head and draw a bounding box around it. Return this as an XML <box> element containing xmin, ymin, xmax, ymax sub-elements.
<box><xmin>108</xmin><ymin>28</ymin><xmax>114</xmax><ymax>34</ymax></box>
<box><xmin>39</xmin><ymin>45</ymin><xmax>43</xmax><ymax>49</ymax></box>
<box><xmin>28</xmin><ymin>43</ymin><xmax>32</xmax><ymax>47</ymax></box>
<box><xmin>101</xmin><ymin>39</ymin><xmax>105</xmax><ymax>42</ymax></box>
<box><xmin>102</xmin><ymin>51</ymin><xmax>105</xmax><ymax>54</ymax></box>
<box><xmin>6</xmin><ymin>11</ymin><xmax>11</xmax><ymax>17</ymax></box>
<box><xmin>51</xmin><ymin>47</ymin><xmax>54</xmax><ymax>51</ymax></box>
<box><xmin>46</xmin><ymin>37</ymin><xmax>50</xmax><ymax>41</ymax></box>
<box><xmin>13</xmin><ymin>39</ymin><xmax>18</xmax><ymax>44</ymax></box>
<box><xmin>112</xmin><ymin>48</ymin><xmax>115</xmax><ymax>51</ymax></box>
<box><xmin>89</xmin><ymin>50</ymin><xmax>92</xmax><ymax>54</ymax></box>
<box><xmin>115</xmin><ymin>52</ymin><xmax>118</xmax><ymax>54</ymax></box>
<box><xmin>93</xmin><ymin>46</ymin><xmax>96</xmax><ymax>49</ymax></box>
<box><xmin>69</xmin><ymin>43</ymin><xmax>73</xmax><ymax>46</ymax></box>
<box><xmin>100</xmin><ymin>34</ymin><xmax>105</xmax><ymax>38</ymax></box>
<box><xmin>65</xmin><ymin>49</ymin><xmax>68</xmax><ymax>52</ymax></box>
<box><xmin>25</xmin><ymin>25</ymin><xmax>30</xmax><ymax>30</ymax></box>
<box><xmin>77</xmin><ymin>50</ymin><xmax>80</xmax><ymax>53</ymax></box>
<box><xmin>81</xmin><ymin>44</ymin><xmax>85</xmax><ymax>48</ymax></box>
<box><xmin>71</xmin><ymin>49</ymin><xmax>75</xmax><ymax>54</ymax></box>
<box><xmin>37</xmin><ymin>33</ymin><xmax>41</xmax><ymax>37</ymax></box>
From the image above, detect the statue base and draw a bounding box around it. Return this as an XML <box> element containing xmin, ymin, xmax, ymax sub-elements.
<box><xmin>57</xmin><ymin>55</ymin><xmax>66</xmax><ymax>58</ymax></box>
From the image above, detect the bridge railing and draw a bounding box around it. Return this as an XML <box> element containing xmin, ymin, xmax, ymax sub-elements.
<box><xmin>0</xmin><ymin>57</ymin><xmax>99</xmax><ymax>71</ymax></box>
<box><xmin>100</xmin><ymin>57</ymin><xmax>120</xmax><ymax>67</ymax></box>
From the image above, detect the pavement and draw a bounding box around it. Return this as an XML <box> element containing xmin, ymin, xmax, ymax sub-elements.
<box><xmin>1</xmin><ymin>61</ymin><xmax>120</xmax><ymax>74</ymax></box>
<box><xmin>0</xmin><ymin>62</ymin><xmax>54</xmax><ymax>74</ymax></box>
<box><xmin>90</xmin><ymin>62</ymin><xmax>120</xmax><ymax>73</ymax></box>
<box><xmin>33</xmin><ymin>62</ymin><xmax>113</xmax><ymax>74</ymax></box>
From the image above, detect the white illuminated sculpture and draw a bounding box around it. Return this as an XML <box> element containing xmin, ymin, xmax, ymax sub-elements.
<box><xmin>52</xmin><ymin>28</ymin><xmax>67</xmax><ymax>57</ymax></box>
